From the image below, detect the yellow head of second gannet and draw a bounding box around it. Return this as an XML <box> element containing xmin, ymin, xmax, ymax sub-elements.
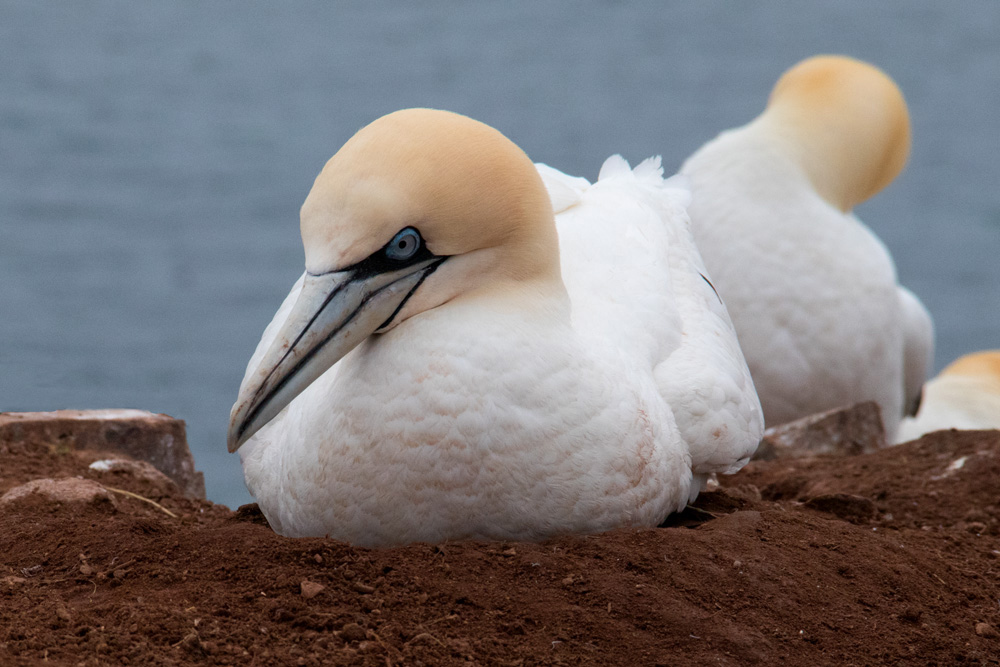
<box><xmin>227</xmin><ymin>109</ymin><xmax>563</xmax><ymax>452</ymax></box>
<box><xmin>761</xmin><ymin>54</ymin><xmax>911</xmax><ymax>212</ymax></box>
<box><xmin>937</xmin><ymin>350</ymin><xmax>1000</xmax><ymax>391</ymax></box>
<box><xmin>896</xmin><ymin>350</ymin><xmax>1000</xmax><ymax>442</ymax></box>
<box><xmin>679</xmin><ymin>55</ymin><xmax>932</xmax><ymax>438</ymax></box>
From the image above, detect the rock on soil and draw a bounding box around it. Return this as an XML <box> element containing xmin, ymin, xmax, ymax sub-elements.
<box><xmin>0</xmin><ymin>478</ymin><xmax>118</xmax><ymax>510</ymax></box>
<box><xmin>1</xmin><ymin>418</ymin><xmax>1000</xmax><ymax>665</ymax></box>
<box><xmin>0</xmin><ymin>410</ymin><xmax>204</xmax><ymax>497</ymax></box>
<box><xmin>755</xmin><ymin>401</ymin><xmax>886</xmax><ymax>460</ymax></box>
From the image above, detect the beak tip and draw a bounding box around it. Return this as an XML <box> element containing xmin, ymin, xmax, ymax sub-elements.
<box><xmin>225</xmin><ymin>260</ymin><xmax>441</xmax><ymax>457</ymax></box>
<box><xmin>226</xmin><ymin>422</ymin><xmax>243</xmax><ymax>453</ymax></box>
<box><xmin>227</xmin><ymin>401</ymin><xmax>250</xmax><ymax>453</ymax></box>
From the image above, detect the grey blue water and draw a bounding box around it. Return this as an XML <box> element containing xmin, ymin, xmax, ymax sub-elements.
<box><xmin>2</xmin><ymin>3</ymin><xmax>998</xmax><ymax>508</ymax></box>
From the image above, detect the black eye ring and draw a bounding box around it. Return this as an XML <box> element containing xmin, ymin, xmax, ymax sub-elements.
<box><xmin>385</xmin><ymin>227</ymin><xmax>422</xmax><ymax>261</ymax></box>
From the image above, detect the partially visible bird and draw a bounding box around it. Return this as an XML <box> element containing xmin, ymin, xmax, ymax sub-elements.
<box><xmin>680</xmin><ymin>54</ymin><xmax>934</xmax><ymax>439</ymax></box>
<box><xmin>227</xmin><ymin>108</ymin><xmax>762</xmax><ymax>546</ymax></box>
<box><xmin>896</xmin><ymin>350</ymin><xmax>1000</xmax><ymax>442</ymax></box>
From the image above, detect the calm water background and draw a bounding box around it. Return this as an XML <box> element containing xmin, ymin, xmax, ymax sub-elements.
<box><xmin>2</xmin><ymin>3</ymin><xmax>998</xmax><ymax>508</ymax></box>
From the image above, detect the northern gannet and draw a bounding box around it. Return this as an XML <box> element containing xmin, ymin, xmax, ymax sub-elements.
<box><xmin>227</xmin><ymin>108</ymin><xmax>763</xmax><ymax>546</ymax></box>
<box><xmin>897</xmin><ymin>350</ymin><xmax>1000</xmax><ymax>442</ymax></box>
<box><xmin>680</xmin><ymin>55</ymin><xmax>934</xmax><ymax>439</ymax></box>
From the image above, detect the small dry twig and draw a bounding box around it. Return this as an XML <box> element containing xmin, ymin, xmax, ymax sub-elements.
<box><xmin>103</xmin><ymin>486</ymin><xmax>178</xmax><ymax>518</ymax></box>
<box><xmin>369</xmin><ymin>629</ymin><xmax>403</xmax><ymax>659</ymax></box>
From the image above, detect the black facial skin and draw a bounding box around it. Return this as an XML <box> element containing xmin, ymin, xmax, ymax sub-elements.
<box><xmin>349</xmin><ymin>227</ymin><xmax>438</xmax><ymax>279</ymax></box>
<box><xmin>236</xmin><ymin>227</ymin><xmax>447</xmax><ymax>444</ymax></box>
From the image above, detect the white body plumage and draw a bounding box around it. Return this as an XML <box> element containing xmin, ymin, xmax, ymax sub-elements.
<box><xmin>680</xmin><ymin>56</ymin><xmax>934</xmax><ymax>438</ymax></box>
<box><xmin>231</xmin><ymin>113</ymin><xmax>762</xmax><ymax>546</ymax></box>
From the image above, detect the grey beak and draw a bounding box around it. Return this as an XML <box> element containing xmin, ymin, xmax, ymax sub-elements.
<box><xmin>227</xmin><ymin>256</ymin><xmax>444</xmax><ymax>452</ymax></box>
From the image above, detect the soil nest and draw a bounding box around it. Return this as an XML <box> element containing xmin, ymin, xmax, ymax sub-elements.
<box><xmin>2</xmin><ymin>425</ymin><xmax>999</xmax><ymax>665</ymax></box>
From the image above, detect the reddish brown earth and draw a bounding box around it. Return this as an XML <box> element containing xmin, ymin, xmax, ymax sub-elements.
<box><xmin>2</xmin><ymin>429</ymin><xmax>1000</xmax><ymax>666</ymax></box>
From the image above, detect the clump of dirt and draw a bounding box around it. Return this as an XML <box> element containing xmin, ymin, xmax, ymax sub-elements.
<box><xmin>2</xmin><ymin>430</ymin><xmax>999</xmax><ymax>665</ymax></box>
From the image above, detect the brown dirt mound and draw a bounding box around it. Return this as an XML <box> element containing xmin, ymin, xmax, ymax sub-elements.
<box><xmin>2</xmin><ymin>430</ymin><xmax>999</xmax><ymax>666</ymax></box>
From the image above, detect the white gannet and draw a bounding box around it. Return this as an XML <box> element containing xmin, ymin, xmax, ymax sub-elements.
<box><xmin>227</xmin><ymin>108</ymin><xmax>763</xmax><ymax>546</ymax></box>
<box><xmin>680</xmin><ymin>55</ymin><xmax>934</xmax><ymax>439</ymax></box>
<box><xmin>896</xmin><ymin>350</ymin><xmax>1000</xmax><ymax>442</ymax></box>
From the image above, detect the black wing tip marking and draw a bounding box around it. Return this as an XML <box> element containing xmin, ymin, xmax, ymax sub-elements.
<box><xmin>700</xmin><ymin>272</ymin><xmax>722</xmax><ymax>305</ymax></box>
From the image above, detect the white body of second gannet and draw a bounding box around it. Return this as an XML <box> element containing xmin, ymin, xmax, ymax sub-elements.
<box><xmin>227</xmin><ymin>109</ymin><xmax>762</xmax><ymax>546</ymax></box>
<box><xmin>680</xmin><ymin>55</ymin><xmax>934</xmax><ymax>439</ymax></box>
<box><xmin>897</xmin><ymin>350</ymin><xmax>1000</xmax><ymax>442</ymax></box>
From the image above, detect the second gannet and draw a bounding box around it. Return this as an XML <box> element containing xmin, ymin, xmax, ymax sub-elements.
<box><xmin>680</xmin><ymin>55</ymin><xmax>934</xmax><ymax>439</ymax></box>
<box><xmin>227</xmin><ymin>108</ymin><xmax>763</xmax><ymax>546</ymax></box>
<box><xmin>896</xmin><ymin>350</ymin><xmax>1000</xmax><ymax>442</ymax></box>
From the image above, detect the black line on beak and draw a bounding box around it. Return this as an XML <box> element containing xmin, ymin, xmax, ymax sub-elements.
<box><xmin>375</xmin><ymin>258</ymin><xmax>445</xmax><ymax>331</ymax></box>
<box><xmin>236</xmin><ymin>257</ymin><xmax>447</xmax><ymax>444</ymax></box>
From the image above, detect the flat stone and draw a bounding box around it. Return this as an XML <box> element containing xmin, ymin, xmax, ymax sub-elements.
<box><xmin>0</xmin><ymin>478</ymin><xmax>118</xmax><ymax>511</ymax></box>
<box><xmin>0</xmin><ymin>410</ymin><xmax>204</xmax><ymax>498</ymax></box>
<box><xmin>754</xmin><ymin>401</ymin><xmax>886</xmax><ymax>461</ymax></box>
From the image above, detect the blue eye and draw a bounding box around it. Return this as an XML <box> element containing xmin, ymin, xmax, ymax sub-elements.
<box><xmin>385</xmin><ymin>227</ymin><xmax>421</xmax><ymax>261</ymax></box>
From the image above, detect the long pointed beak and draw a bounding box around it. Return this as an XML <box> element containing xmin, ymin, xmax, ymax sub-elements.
<box><xmin>227</xmin><ymin>256</ymin><xmax>445</xmax><ymax>452</ymax></box>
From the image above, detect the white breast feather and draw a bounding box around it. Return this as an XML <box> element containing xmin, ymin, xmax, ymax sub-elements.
<box><xmin>236</xmin><ymin>157</ymin><xmax>764</xmax><ymax>544</ymax></box>
<box><xmin>681</xmin><ymin>128</ymin><xmax>925</xmax><ymax>438</ymax></box>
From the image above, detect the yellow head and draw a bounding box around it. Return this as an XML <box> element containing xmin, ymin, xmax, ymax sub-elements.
<box><xmin>229</xmin><ymin>109</ymin><xmax>562</xmax><ymax>451</ymax></box>
<box><xmin>762</xmin><ymin>55</ymin><xmax>911</xmax><ymax>212</ymax></box>
<box><xmin>300</xmin><ymin>108</ymin><xmax>559</xmax><ymax>285</ymax></box>
<box><xmin>939</xmin><ymin>350</ymin><xmax>1000</xmax><ymax>390</ymax></box>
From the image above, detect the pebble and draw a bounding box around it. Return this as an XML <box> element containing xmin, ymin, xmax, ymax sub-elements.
<box><xmin>300</xmin><ymin>581</ymin><xmax>325</xmax><ymax>599</ymax></box>
<box><xmin>351</xmin><ymin>581</ymin><xmax>375</xmax><ymax>594</ymax></box>
<box><xmin>976</xmin><ymin>622</ymin><xmax>997</xmax><ymax>638</ymax></box>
